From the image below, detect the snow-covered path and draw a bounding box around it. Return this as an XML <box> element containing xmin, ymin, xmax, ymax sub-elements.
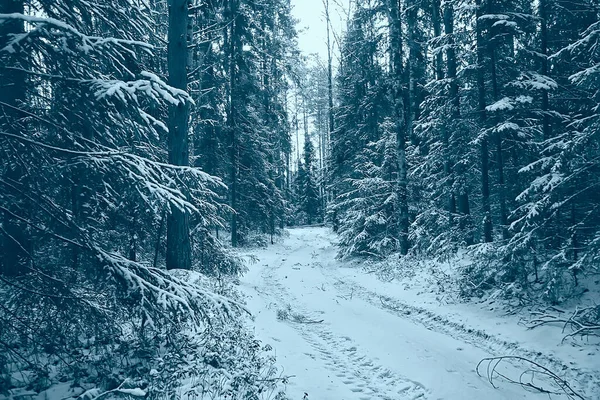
<box><xmin>239</xmin><ymin>227</ymin><xmax>578</xmax><ymax>400</ymax></box>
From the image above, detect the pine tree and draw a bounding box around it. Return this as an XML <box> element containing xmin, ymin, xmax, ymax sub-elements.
<box><xmin>166</xmin><ymin>0</ymin><xmax>192</xmax><ymax>270</ymax></box>
<box><xmin>330</xmin><ymin>1</ymin><xmax>400</xmax><ymax>258</ymax></box>
<box><xmin>0</xmin><ymin>0</ymin><xmax>261</xmax><ymax>394</ymax></box>
<box><xmin>298</xmin><ymin>134</ymin><xmax>322</xmax><ymax>224</ymax></box>
<box><xmin>388</xmin><ymin>0</ymin><xmax>410</xmax><ymax>255</ymax></box>
<box><xmin>502</xmin><ymin>0</ymin><xmax>600</xmax><ymax>300</ymax></box>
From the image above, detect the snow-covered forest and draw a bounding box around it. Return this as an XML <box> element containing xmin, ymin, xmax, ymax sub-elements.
<box><xmin>0</xmin><ymin>0</ymin><xmax>599</xmax><ymax>399</ymax></box>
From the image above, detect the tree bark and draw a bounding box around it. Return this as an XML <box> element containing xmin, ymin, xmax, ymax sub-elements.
<box><xmin>539</xmin><ymin>0</ymin><xmax>552</xmax><ymax>141</ymax></box>
<box><xmin>226</xmin><ymin>0</ymin><xmax>240</xmax><ymax>247</ymax></box>
<box><xmin>389</xmin><ymin>0</ymin><xmax>410</xmax><ymax>255</ymax></box>
<box><xmin>0</xmin><ymin>0</ymin><xmax>29</xmax><ymax>276</ymax></box>
<box><xmin>431</xmin><ymin>0</ymin><xmax>444</xmax><ymax>82</ymax></box>
<box><xmin>444</xmin><ymin>2</ymin><xmax>472</xmax><ymax>244</ymax></box>
<box><xmin>486</xmin><ymin>0</ymin><xmax>508</xmax><ymax>240</ymax></box>
<box><xmin>475</xmin><ymin>0</ymin><xmax>493</xmax><ymax>243</ymax></box>
<box><xmin>324</xmin><ymin>0</ymin><xmax>335</xmax><ymax>151</ymax></box>
<box><xmin>324</xmin><ymin>0</ymin><xmax>335</xmax><ymax>221</ymax></box>
<box><xmin>166</xmin><ymin>0</ymin><xmax>192</xmax><ymax>269</ymax></box>
<box><xmin>435</xmin><ymin>0</ymin><xmax>456</xmax><ymax>226</ymax></box>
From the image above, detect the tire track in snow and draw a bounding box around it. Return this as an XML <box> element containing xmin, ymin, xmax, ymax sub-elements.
<box><xmin>299</xmin><ymin>228</ymin><xmax>599</xmax><ymax>397</ymax></box>
<box><xmin>297</xmin><ymin>325</ymin><xmax>428</xmax><ymax>400</ymax></box>
<box><xmin>322</xmin><ymin>270</ymin><xmax>600</xmax><ymax>398</ymax></box>
<box><xmin>256</xmin><ymin>244</ymin><xmax>430</xmax><ymax>400</ymax></box>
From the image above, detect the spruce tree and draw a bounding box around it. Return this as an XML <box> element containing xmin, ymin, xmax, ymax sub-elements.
<box><xmin>299</xmin><ymin>134</ymin><xmax>321</xmax><ymax>224</ymax></box>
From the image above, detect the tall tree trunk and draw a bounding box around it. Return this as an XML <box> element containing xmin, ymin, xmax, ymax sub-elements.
<box><xmin>230</xmin><ymin>49</ymin><xmax>239</xmax><ymax>245</ymax></box>
<box><xmin>166</xmin><ymin>0</ymin><xmax>192</xmax><ymax>269</ymax></box>
<box><xmin>324</xmin><ymin>0</ymin><xmax>335</xmax><ymax>149</ymax></box>
<box><xmin>443</xmin><ymin>1</ymin><xmax>472</xmax><ymax>244</ymax></box>
<box><xmin>487</xmin><ymin>0</ymin><xmax>508</xmax><ymax>240</ymax></box>
<box><xmin>389</xmin><ymin>0</ymin><xmax>410</xmax><ymax>255</ymax></box>
<box><xmin>294</xmin><ymin>90</ymin><xmax>300</xmax><ymax>168</ymax></box>
<box><xmin>539</xmin><ymin>0</ymin><xmax>552</xmax><ymax>141</ymax></box>
<box><xmin>225</xmin><ymin>0</ymin><xmax>239</xmax><ymax>246</ymax></box>
<box><xmin>406</xmin><ymin>0</ymin><xmax>420</xmax><ymax>141</ymax></box>
<box><xmin>303</xmin><ymin>95</ymin><xmax>309</xmax><ymax>138</ymax></box>
<box><xmin>324</xmin><ymin>0</ymin><xmax>335</xmax><ymax>223</ymax></box>
<box><xmin>0</xmin><ymin>0</ymin><xmax>30</xmax><ymax>276</ymax></box>
<box><xmin>317</xmin><ymin>98</ymin><xmax>325</xmax><ymax>211</ymax></box>
<box><xmin>434</xmin><ymin>0</ymin><xmax>457</xmax><ymax>226</ymax></box>
<box><xmin>431</xmin><ymin>0</ymin><xmax>444</xmax><ymax>81</ymax></box>
<box><xmin>475</xmin><ymin>0</ymin><xmax>493</xmax><ymax>243</ymax></box>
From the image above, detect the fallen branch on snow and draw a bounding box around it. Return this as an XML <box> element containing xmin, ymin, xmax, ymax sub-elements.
<box><xmin>476</xmin><ymin>356</ymin><xmax>586</xmax><ymax>400</ymax></box>
<box><xmin>527</xmin><ymin>305</ymin><xmax>600</xmax><ymax>343</ymax></box>
<box><xmin>277</xmin><ymin>306</ymin><xmax>324</xmax><ymax>324</ymax></box>
<box><xmin>291</xmin><ymin>318</ymin><xmax>324</xmax><ymax>324</ymax></box>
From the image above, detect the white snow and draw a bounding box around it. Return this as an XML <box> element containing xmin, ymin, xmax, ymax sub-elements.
<box><xmin>486</xmin><ymin>97</ymin><xmax>514</xmax><ymax>112</ymax></box>
<box><xmin>240</xmin><ymin>227</ymin><xmax>600</xmax><ymax>400</ymax></box>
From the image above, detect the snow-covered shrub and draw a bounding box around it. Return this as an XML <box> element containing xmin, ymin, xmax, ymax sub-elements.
<box><xmin>336</xmin><ymin>128</ymin><xmax>400</xmax><ymax>259</ymax></box>
<box><xmin>147</xmin><ymin>307</ymin><xmax>289</xmax><ymax>400</ymax></box>
<box><xmin>0</xmin><ymin>5</ymin><xmax>286</xmax><ymax>400</ymax></box>
<box><xmin>276</xmin><ymin>305</ymin><xmax>292</xmax><ymax>321</ymax></box>
<box><xmin>459</xmin><ymin>242</ymin><xmax>580</xmax><ymax>305</ymax></box>
<box><xmin>1</xmin><ymin>268</ymin><xmax>287</xmax><ymax>399</ymax></box>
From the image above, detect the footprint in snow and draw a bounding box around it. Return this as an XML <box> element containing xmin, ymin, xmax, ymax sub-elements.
<box><xmin>297</xmin><ymin>326</ymin><xmax>429</xmax><ymax>399</ymax></box>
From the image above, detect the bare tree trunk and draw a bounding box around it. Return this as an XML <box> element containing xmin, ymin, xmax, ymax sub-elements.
<box><xmin>225</xmin><ymin>0</ymin><xmax>239</xmax><ymax>246</ymax></box>
<box><xmin>431</xmin><ymin>0</ymin><xmax>444</xmax><ymax>82</ymax></box>
<box><xmin>323</xmin><ymin>0</ymin><xmax>335</xmax><ymax>218</ymax></box>
<box><xmin>295</xmin><ymin>90</ymin><xmax>300</xmax><ymax>169</ymax></box>
<box><xmin>166</xmin><ymin>0</ymin><xmax>192</xmax><ymax>269</ymax></box>
<box><xmin>433</xmin><ymin>0</ymin><xmax>457</xmax><ymax>226</ymax></box>
<box><xmin>486</xmin><ymin>0</ymin><xmax>508</xmax><ymax>240</ymax></box>
<box><xmin>443</xmin><ymin>1</ymin><xmax>472</xmax><ymax>244</ymax></box>
<box><xmin>324</xmin><ymin>0</ymin><xmax>335</xmax><ymax>148</ymax></box>
<box><xmin>444</xmin><ymin>2</ymin><xmax>461</xmax><ymax>118</ymax></box>
<box><xmin>389</xmin><ymin>0</ymin><xmax>409</xmax><ymax>255</ymax></box>
<box><xmin>303</xmin><ymin>95</ymin><xmax>309</xmax><ymax>138</ymax></box>
<box><xmin>0</xmin><ymin>0</ymin><xmax>29</xmax><ymax>276</ymax></box>
<box><xmin>539</xmin><ymin>0</ymin><xmax>552</xmax><ymax>141</ymax></box>
<box><xmin>475</xmin><ymin>0</ymin><xmax>493</xmax><ymax>243</ymax></box>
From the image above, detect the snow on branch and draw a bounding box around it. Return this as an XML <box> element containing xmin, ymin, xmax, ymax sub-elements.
<box><xmin>570</xmin><ymin>64</ymin><xmax>600</xmax><ymax>85</ymax></box>
<box><xmin>527</xmin><ymin>306</ymin><xmax>600</xmax><ymax>343</ymax></box>
<box><xmin>0</xmin><ymin>129</ymin><xmax>225</xmax><ymax>215</ymax></box>
<box><xmin>0</xmin><ymin>13</ymin><xmax>153</xmax><ymax>55</ymax></box>
<box><xmin>79</xmin><ymin>379</ymin><xmax>147</xmax><ymax>400</ymax></box>
<box><xmin>97</xmin><ymin>249</ymin><xmax>245</xmax><ymax>326</ymax></box>
<box><xmin>477</xmin><ymin>356</ymin><xmax>586</xmax><ymax>400</ymax></box>
<box><xmin>552</xmin><ymin>21</ymin><xmax>600</xmax><ymax>60</ymax></box>
<box><xmin>486</xmin><ymin>96</ymin><xmax>532</xmax><ymax>113</ymax></box>
<box><xmin>83</xmin><ymin>151</ymin><xmax>224</xmax><ymax>214</ymax></box>
<box><xmin>511</xmin><ymin>72</ymin><xmax>558</xmax><ymax>91</ymax></box>
<box><xmin>92</xmin><ymin>72</ymin><xmax>194</xmax><ymax>107</ymax></box>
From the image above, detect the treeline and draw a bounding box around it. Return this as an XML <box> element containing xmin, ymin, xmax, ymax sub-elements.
<box><xmin>325</xmin><ymin>0</ymin><xmax>600</xmax><ymax>302</ymax></box>
<box><xmin>0</xmin><ymin>0</ymin><xmax>296</xmax><ymax>397</ymax></box>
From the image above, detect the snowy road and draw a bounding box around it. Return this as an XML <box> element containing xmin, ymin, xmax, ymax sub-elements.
<box><xmin>239</xmin><ymin>227</ymin><xmax>571</xmax><ymax>400</ymax></box>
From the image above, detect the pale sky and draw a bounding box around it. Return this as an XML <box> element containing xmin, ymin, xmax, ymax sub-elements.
<box><xmin>290</xmin><ymin>0</ymin><xmax>348</xmax><ymax>63</ymax></box>
<box><xmin>288</xmin><ymin>0</ymin><xmax>349</xmax><ymax>170</ymax></box>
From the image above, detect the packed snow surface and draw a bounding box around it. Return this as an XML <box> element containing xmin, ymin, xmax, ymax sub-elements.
<box><xmin>240</xmin><ymin>227</ymin><xmax>599</xmax><ymax>400</ymax></box>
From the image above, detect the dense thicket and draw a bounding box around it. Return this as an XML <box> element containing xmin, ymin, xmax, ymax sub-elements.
<box><xmin>326</xmin><ymin>0</ymin><xmax>600</xmax><ymax>303</ymax></box>
<box><xmin>0</xmin><ymin>0</ymin><xmax>296</xmax><ymax>397</ymax></box>
<box><xmin>2</xmin><ymin>0</ymin><xmax>598</xmax><ymax>394</ymax></box>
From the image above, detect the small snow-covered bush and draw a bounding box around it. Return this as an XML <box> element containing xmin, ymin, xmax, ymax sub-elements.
<box><xmin>276</xmin><ymin>306</ymin><xmax>292</xmax><ymax>321</ymax></box>
<box><xmin>458</xmin><ymin>242</ymin><xmax>585</xmax><ymax>306</ymax></box>
<box><xmin>0</xmin><ymin>6</ymin><xmax>286</xmax><ymax>400</ymax></box>
<box><xmin>147</xmin><ymin>315</ymin><xmax>289</xmax><ymax>400</ymax></box>
<box><xmin>0</xmin><ymin>271</ymin><xmax>288</xmax><ymax>400</ymax></box>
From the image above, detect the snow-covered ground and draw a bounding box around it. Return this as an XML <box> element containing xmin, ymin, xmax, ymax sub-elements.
<box><xmin>239</xmin><ymin>227</ymin><xmax>600</xmax><ymax>400</ymax></box>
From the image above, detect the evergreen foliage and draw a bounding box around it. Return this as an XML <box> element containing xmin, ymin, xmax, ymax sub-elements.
<box><xmin>327</xmin><ymin>0</ymin><xmax>600</xmax><ymax>302</ymax></box>
<box><xmin>0</xmin><ymin>0</ymin><xmax>297</xmax><ymax>397</ymax></box>
<box><xmin>296</xmin><ymin>134</ymin><xmax>322</xmax><ymax>225</ymax></box>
